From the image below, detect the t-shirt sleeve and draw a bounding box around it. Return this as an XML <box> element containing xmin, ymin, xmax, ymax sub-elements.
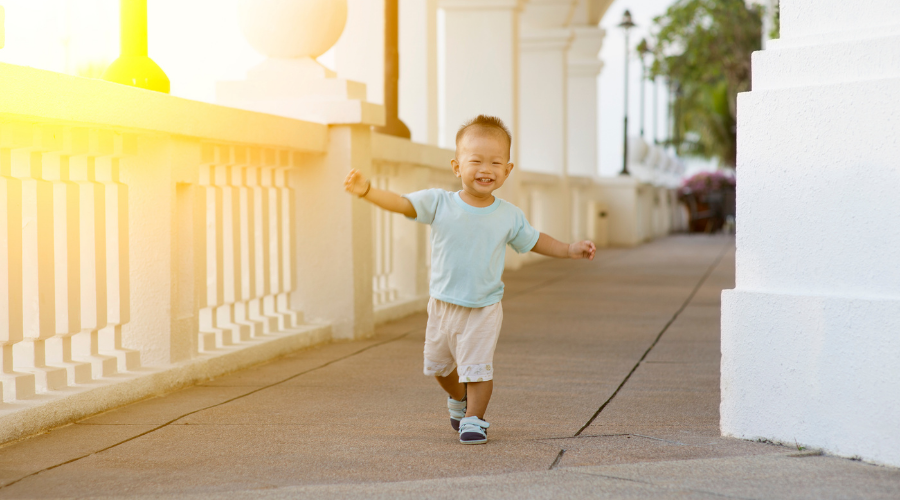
<box><xmin>508</xmin><ymin>208</ymin><xmax>541</xmax><ymax>254</ymax></box>
<box><xmin>401</xmin><ymin>188</ymin><xmax>442</xmax><ymax>225</ymax></box>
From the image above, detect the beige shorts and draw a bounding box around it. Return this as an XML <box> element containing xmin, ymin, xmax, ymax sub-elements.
<box><xmin>423</xmin><ymin>297</ymin><xmax>503</xmax><ymax>383</ymax></box>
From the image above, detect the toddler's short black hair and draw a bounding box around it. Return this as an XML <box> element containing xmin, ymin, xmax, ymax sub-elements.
<box><xmin>455</xmin><ymin>115</ymin><xmax>512</xmax><ymax>160</ymax></box>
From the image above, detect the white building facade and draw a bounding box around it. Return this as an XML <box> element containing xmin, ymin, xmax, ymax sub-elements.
<box><xmin>721</xmin><ymin>0</ymin><xmax>900</xmax><ymax>467</ymax></box>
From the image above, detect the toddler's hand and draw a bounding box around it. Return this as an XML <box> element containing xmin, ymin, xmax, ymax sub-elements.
<box><xmin>343</xmin><ymin>169</ymin><xmax>369</xmax><ymax>196</ymax></box>
<box><xmin>568</xmin><ymin>240</ymin><xmax>596</xmax><ymax>260</ymax></box>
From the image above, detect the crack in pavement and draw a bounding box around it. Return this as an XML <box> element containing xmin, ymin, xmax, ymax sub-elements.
<box><xmin>549</xmin><ymin>449</ymin><xmax>567</xmax><ymax>470</ymax></box>
<box><xmin>0</xmin><ymin>329</ymin><xmax>418</xmax><ymax>490</ymax></box>
<box><xmin>573</xmin><ymin>241</ymin><xmax>732</xmax><ymax>437</ymax></box>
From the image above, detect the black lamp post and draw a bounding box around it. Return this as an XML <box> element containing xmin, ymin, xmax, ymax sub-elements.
<box><xmin>618</xmin><ymin>10</ymin><xmax>636</xmax><ymax>176</ymax></box>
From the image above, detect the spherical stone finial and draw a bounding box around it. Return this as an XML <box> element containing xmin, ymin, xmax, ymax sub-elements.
<box><xmin>238</xmin><ymin>0</ymin><xmax>348</xmax><ymax>59</ymax></box>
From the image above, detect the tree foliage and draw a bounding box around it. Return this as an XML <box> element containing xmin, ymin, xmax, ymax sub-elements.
<box><xmin>649</xmin><ymin>0</ymin><xmax>763</xmax><ymax>167</ymax></box>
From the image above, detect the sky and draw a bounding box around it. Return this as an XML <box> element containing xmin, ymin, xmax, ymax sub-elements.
<box><xmin>0</xmin><ymin>0</ymin><xmax>704</xmax><ymax>177</ymax></box>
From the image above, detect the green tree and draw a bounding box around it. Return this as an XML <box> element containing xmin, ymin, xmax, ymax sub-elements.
<box><xmin>650</xmin><ymin>0</ymin><xmax>763</xmax><ymax>167</ymax></box>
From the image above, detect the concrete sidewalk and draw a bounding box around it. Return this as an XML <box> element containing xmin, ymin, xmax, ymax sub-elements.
<box><xmin>0</xmin><ymin>235</ymin><xmax>897</xmax><ymax>499</ymax></box>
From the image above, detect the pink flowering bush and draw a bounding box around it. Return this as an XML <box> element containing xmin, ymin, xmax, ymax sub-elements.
<box><xmin>678</xmin><ymin>171</ymin><xmax>736</xmax><ymax>200</ymax></box>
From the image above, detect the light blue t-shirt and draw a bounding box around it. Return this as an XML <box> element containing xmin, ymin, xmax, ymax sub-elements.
<box><xmin>402</xmin><ymin>189</ymin><xmax>540</xmax><ymax>308</ymax></box>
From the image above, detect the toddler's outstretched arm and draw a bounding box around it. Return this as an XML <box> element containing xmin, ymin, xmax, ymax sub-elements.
<box><xmin>531</xmin><ymin>233</ymin><xmax>596</xmax><ymax>260</ymax></box>
<box><xmin>344</xmin><ymin>169</ymin><xmax>417</xmax><ymax>218</ymax></box>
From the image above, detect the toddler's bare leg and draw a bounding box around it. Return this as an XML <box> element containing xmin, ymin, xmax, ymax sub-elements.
<box><xmin>435</xmin><ymin>374</ymin><xmax>466</xmax><ymax>401</ymax></box>
<box><xmin>464</xmin><ymin>381</ymin><xmax>493</xmax><ymax>419</ymax></box>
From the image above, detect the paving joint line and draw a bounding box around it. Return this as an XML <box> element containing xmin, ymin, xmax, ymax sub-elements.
<box><xmin>573</xmin><ymin>241</ymin><xmax>732</xmax><ymax>437</ymax></box>
<box><xmin>565</xmin><ymin>469</ymin><xmax>755</xmax><ymax>500</ymax></box>
<box><xmin>0</xmin><ymin>329</ymin><xmax>418</xmax><ymax>490</ymax></box>
<box><xmin>631</xmin><ymin>433</ymin><xmax>690</xmax><ymax>446</ymax></box>
<box><xmin>537</xmin><ymin>433</ymin><xmax>630</xmax><ymax>441</ymax></box>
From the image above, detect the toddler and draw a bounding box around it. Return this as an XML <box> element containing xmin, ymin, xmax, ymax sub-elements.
<box><xmin>344</xmin><ymin>115</ymin><xmax>595</xmax><ymax>444</ymax></box>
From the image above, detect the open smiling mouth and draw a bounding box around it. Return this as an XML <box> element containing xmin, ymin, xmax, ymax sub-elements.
<box><xmin>476</xmin><ymin>178</ymin><xmax>494</xmax><ymax>184</ymax></box>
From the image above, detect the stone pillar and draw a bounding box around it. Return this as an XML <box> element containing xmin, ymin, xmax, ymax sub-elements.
<box><xmin>291</xmin><ymin>126</ymin><xmax>375</xmax><ymax>340</ymax></box>
<box><xmin>721</xmin><ymin>0</ymin><xmax>900</xmax><ymax>467</ymax></box>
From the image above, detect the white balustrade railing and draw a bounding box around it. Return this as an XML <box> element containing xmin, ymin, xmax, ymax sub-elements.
<box><xmin>370</xmin><ymin>162</ymin><xmax>399</xmax><ymax>307</ymax></box>
<box><xmin>0</xmin><ymin>62</ymin><xmax>333</xmax><ymax>414</ymax></box>
<box><xmin>368</xmin><ymin>133</ymin><xmax>456</xmax><ymax>323</ymax></box>
<box><xmin>0</xmin><ymin>121</ymin><xmax>319</xmax><ymax>404</ymax></box>
<box><xmin>1</xmin><ymin>123</ymin><xmax>139</xmax><ymax>400</ymax></box>
<box><xmin>0</xmin><ymin>61</ymin><xmax>682</xmax><ymax>441</ymax></box>
<box><xmin>195</xmin><ymin>144</ymin><xmax>301</xmax><ymax>351</ymax></box>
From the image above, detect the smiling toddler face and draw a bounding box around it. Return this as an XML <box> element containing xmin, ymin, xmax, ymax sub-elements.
<box><xmin>453</xmin><ymin>129</ymin><xmax>513</xmax><ymax>198</ymax></box>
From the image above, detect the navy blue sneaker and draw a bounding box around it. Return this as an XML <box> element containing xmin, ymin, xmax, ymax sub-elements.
<box><xmin>458</xmin><ymin>416</ymin><xmax>490</xmax><ymax>445</ymax></box>
<box><xmin>448</xmin><ymin>396</ymin><xmax>466</xmax><ymax>431</ymax></box>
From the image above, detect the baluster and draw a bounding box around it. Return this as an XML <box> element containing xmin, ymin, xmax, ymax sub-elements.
<box><xmin>193</xmin><ymin>161</ymin><xmax>215</xmax><ymax>352</ymax></box>
<box><xmin>372</xmin><ymin>164</ymin><xmax>384</xmax><ymax>306</ymax></box>
<box><xmin>273</xmin><ymin>153</ymin><xmax>300</xmax><ymax>328</ymax></box>
<box><xmin>213</xmin><ymin>146</ymin><xmax>250</xmax><ymax>344</ymax></box>
<box><xmin>384</xmin><ymin>165</ymin><xmax>397</xmax><ymax>303</ymax></box>
<box><xmin>0</xmin><ymin>126</ymin><xmax>36</xmax><ymax>401</ymax></box>
<box><xmin>42</xmin><ymin>128</ymin><xmax>92</xmax><ymax>384</ymax></box>
<box><xmin>69</xmin><ymin>130</ymin><xmax>118</xmax><ymax>378</ymax></box>
<box><xmin>230</xmin><ymin>146</ymin><xmax>264</xmax><ymax>338</ymax></box>
<box><xmin>96</xmin><ymin>131</ymin><xmax>140</xmax><ymax>371</ymax></box>
<box><xmin>11</xmin><ymin>125</ymin><xmax>69</xmax><ymax>391</ymax></box>
<box><xmin>232</xmin><ymin>148</ymin><xmax>264</xmax><ymax>339</ymax></box>
<box><xmin>197</xmin><ymin>148</ymin><xmax>230</xmax><ymax>350</ymax></box>
<box><xmin>247</xmin><ymin>150</ymin><xmax>277</xmax><ymax>333</ymax></box>
<box><xmin>371</xmin><ymin>164</ymin><xmax>397</xmax><ymax>305</ymax></box>
<box><xmin>261</xmin><ymin>151</ymin><xmax>286</xmax><ymax>330</ymax></box>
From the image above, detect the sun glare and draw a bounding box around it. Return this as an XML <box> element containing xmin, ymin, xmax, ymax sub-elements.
<box><xmin>0</xmin><ymin>0</ymin><xmax>273</xmax><ymax>103</ymax></box>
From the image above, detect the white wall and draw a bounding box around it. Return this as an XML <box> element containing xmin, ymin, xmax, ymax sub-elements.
<box><xmin>721</xmin><ymin>0</ymin><xmax>900</xmax><ymax>467</ymax></box>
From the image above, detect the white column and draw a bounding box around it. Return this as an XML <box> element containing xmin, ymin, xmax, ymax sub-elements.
<box><xmin>721</xmin><ymin>0</ymin><xmax>900</xmax><ymax>467</ymax></box>
<box><xmin>399</xmin><ymin>0</ymin><xmax>439</xmax><ymax>145</ymax></box>
<box><xmin>438</xmin><ymin>0</ymin><xmax>521</xmax><ymax>152</ymax></box>
<box><xmin>566</xmin><ymin>26</ymin><xmax>604</xmax><ymax>178</ymax></box>
<box><xmin>517</xmin><ymin>1</ymin><xmax>575</xmax><ymax>244</ymax></box>
<box><xmin>518</xmin><ymin>0</ymin><xmax>574</xmax><ymax>175</ymax></box>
